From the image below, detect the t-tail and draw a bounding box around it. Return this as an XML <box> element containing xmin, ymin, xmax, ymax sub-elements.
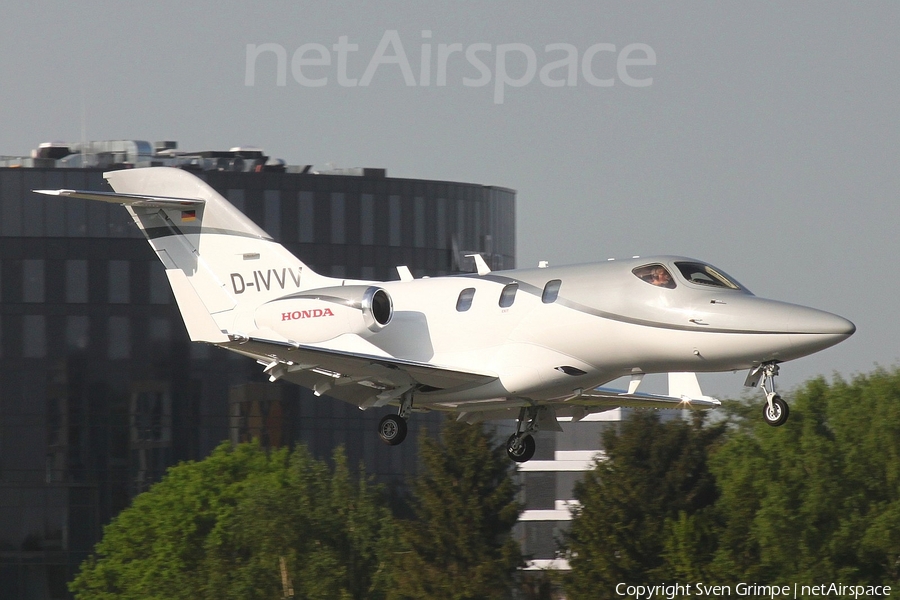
<box><xmin>36</xmin><ymin>167</ymin><xmax>336</xmax><ymax>343</ymax></box>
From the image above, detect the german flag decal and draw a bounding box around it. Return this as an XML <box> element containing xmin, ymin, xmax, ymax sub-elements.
<box><xmin>181</xmin><ymin>210</ymin><xmax>197</xmax><ymax>221</ymax></box>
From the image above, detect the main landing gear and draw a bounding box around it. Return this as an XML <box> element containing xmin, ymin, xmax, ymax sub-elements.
<box><xmin>506</xmin><ymin>406</ymin><xmax>541</xmax><ymax>463</ymax></box>
<box><xmin>378</xmin><ymin>392</ymin><xmax>413</xmax><ymax>446</ymax></box>
<box><xmin>747</xmin><ymin>362</ymin><xmax>790</xmax><ymax>427</ymax></box>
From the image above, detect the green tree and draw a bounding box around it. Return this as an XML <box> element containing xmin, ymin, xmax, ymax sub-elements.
<box><xmin>70</xmin><ymin>442</ymin><xmax>397</xmax><ymax>600</ymax></box>
<box><xmin>565</xmin><ymin>412</ymin><xmax>725</xmax><ymax>599</ymax></box>
<box><xmin>390</xmin><ymin>418</ymin><xmax>523</xmax><ymax>600</ymax></box>
<box><xmin>710</xmin><ymin>369</ymin><xmax>900</xmax><ymax>585</ymax></box>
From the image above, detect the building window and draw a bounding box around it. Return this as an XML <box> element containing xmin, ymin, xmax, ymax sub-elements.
<box><xmin>66</xmin><ymin>193</ymin><xmax>87</xmax><ymax>237</ymax></box>
<box><xmin>457</xmin><ymin>201</ymin><xmax>467</xmax><ymax>250</ymax></box>
<box><xmin>23</xmin><ymin>259</ymin><xmax>45</xmax><ymax>303</ymax></box>
<box><xmin>132</xmin><ymin>388</ymin><xmax>171</xmax><ymax>443</ymax></box>
<box><xmin>66</xmin><ymin>260</ymin><xmax>88</xmax><ymax>303</ymax></box>
<box><xmin>264</xmin><ymin>190</ymin><xmax>281</xmax><ymax>240</ymax></box>
<box><xmin>331</xmin><ymin>192</ymin><xmax>345</xmax><ymax>244</ymax></box>
<box><xmin>388</xmin><ymin>195</ymin><xmax>402</xmax><ymax>247</ymax></box>
<box><xmin>298</xmin><ymin>191</ymin><xmax>315</xmax><ymax>243</ymax></box>
<box><xmin>542</xmin><ymin>279</ymin><xmax>562</xmax><ymax>304</ymax></box>
<box><xmin>109</xmin><ymin>260</ymin><xmax>130</xmax><ymax>304</ymax></box>
<box><xmin>0</xmin><ymin>171</ymin><xmax>23</xmax><ymax>236</ymax></box>
<box><xmin>436</xmin><ymin>198</ymin><xmax>448</xmax><ymax>250</ymax></box>
<box><xmin>499</xmin><ymin>283</ymin><xmax>518</xmax><ymax>308</ymax></box>
<box><xmin>23</xmin><ymin>315</ymin><xmax>46</xmax><ymax>358</ymax></box>
<box><xmin>456</xmin><ymin>288</ymin><xmax>476</xmax><ymax>312</ymax></box>
<box><xmin>67</xmin><ymin>315</ymin><xmax>89</xmax><ymax>351</ymax></box>
<box><xmin>360</xmin><ymin>193</ymin><xmax>375</xmax><ymax>245</ymax></box>
<box><xmin>109</xmin><ymin>316</ymin><xmax>130</xmax><ymax>359</ymax></box>
<box><xmin>149</xmin><ymin>263</ymin><xmax>170</xmax><ymax>304</ymax></box>
<box><xmin>149</xmin><ymin>317</ymin><xmax>171</xmax><ymax>341</ymax></box>
<box><xmin>414</xmin><ymin>196</ymin><xmax>425</xmax><ymax>248</ymax></box>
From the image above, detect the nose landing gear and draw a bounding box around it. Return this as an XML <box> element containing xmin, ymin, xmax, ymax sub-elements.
<box><xmin>746</xmin><ymin>362</ymin><xmax>790</xmax><ymax>427</ymax></box>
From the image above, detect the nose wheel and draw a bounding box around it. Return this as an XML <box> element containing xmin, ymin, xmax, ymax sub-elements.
<box><xmin>747</xmin><ymin>362</ymin><xmax>790</xmax><ymax>427</ymax></box>
<box><xmin>762</xmin><ymin>394</ymin><xmax>789</xmax><ymax>426</ymax></box>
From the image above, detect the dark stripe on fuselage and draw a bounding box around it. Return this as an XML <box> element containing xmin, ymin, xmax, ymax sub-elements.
<box><xmin>457</xmin><ymin>273</ymin><xmax>803</xmax><ymax>336</ymax></box>
<box><xmin>143</xmin><ymin>226</ymin><xmax>273</xmax><ymax>242</ymax></box>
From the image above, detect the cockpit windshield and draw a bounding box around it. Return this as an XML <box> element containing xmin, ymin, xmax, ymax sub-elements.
<box><xmin>632</xmin><ymin>264</ymin><xmax>676</xmax><ymax>289</ymax></box>
<box><xmin>674</xmin><ymin>262</ymin><xmax>742</xmax><ymax>290</ymax></box>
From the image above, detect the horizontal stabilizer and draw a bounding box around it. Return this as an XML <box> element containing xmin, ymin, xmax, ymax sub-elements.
<box><xmin>34</xmin><ymin>189</ymin><xmax>204</xmax><ymax>209</ymax></box>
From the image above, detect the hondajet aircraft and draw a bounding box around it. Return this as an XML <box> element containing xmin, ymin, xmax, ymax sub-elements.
<box><xmin>37</xmin><ymin>168</ymin><xmax>855</xmax><ymax>462</ymax></box>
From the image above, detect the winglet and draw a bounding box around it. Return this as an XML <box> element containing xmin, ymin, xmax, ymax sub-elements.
<box><xmin>466</xmin><ymin>253</ymin><xmax>491</xmax><ymax>276</ymax></box>
<box><xmin>668</xmin><ymin>372</ymin><xmax>717</xmax><ymax>403</ymax></box>
<box><xmin>396</xmin><ymin>265</ymin><xmax>414</xmax><ymax>281</ymax></box>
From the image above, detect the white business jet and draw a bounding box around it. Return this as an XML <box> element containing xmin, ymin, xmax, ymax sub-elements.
<box><xmin>37</xmin><ymin>168</ymin><xmax>855</xmax><ymax>462</ymax></box>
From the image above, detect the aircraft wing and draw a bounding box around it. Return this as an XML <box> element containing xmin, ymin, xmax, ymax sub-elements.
<box><xmin>218</xmin><ymin>335</ymin><xmax>498</xmax><ymax>408</ymax></box>
<box><xmin>563</xmin><ymin>387</ymin><xmax>721</xmax><ymax>411</ymax></box>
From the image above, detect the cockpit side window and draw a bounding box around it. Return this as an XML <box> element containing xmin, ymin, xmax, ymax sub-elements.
<box><xmin>674</xmin><ymin>262</ymin><xmax>741</xmax><ymax>290</ymax></box>
<box><xmin>632</xmin><ymin>264</ymin><xmax>676</xmax><ymax>289</ymax></box>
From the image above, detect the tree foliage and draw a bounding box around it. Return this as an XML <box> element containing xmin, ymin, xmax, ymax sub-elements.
<box><xmin>565</xmin><ymin>412</ymin><xmax>725</xmax><ymax>598</ymax></box>
<box><xmin>389</xmin><ymin>418</ymin><xmax>523</xmax><ymax>600</ymax></box>
<box><xmin>566</xmin><ymin>367</ymin><xmax>900</xmax><ymax>593</ymax></box>
<box><xmin>70</xmin><ymin>442</ymin><xmax>396</xmax><ymax>600</ymax></box>
<box><xmin>709</xmin><ymin>369</ymin><xmax>900</xmax><ymax>584</ymax></box>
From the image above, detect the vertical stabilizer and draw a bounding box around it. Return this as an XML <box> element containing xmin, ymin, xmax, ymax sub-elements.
<box><xmin>102</xmin><ymin>167</ymin><xmax>335</xmax><ymax>334</ymax></box>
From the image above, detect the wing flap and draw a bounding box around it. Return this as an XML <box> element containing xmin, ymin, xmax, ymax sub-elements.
<box><xmin>219</xmin><ymin>335</ymin><xmax>498</xmax><ymax>398</ymax></box>
<box><xmin>34</xmin><ymin>189</ymin><xmax>204</xmax><ymax>208</ymax></box>
<box><xmin>563</xmin><ymin>387</ymin><xmax>721</xmax><ymax>411</ymax></box>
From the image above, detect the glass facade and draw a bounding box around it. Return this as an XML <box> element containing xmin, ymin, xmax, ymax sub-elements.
<box><xmin>0</xmin><ymin>166</ymin><xmax>516</xmax><ymax>599</ymax></box>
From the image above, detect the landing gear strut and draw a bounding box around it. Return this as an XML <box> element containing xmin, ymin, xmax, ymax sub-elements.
<box><xmin>378</xmin><ymin>391</ymin><xmax>413</xmax><ymax>446</ymax></box>
<box><xmin>506</xmin><ymin>406</ymin><xmax>540</xmax><ymax>463</ymax></box>
<box><xmin>748</xmin><ymin>362</ymin><xmax>790</xmax><ymax>427</ymax></box>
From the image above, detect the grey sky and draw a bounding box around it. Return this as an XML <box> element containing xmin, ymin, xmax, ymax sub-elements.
<box><xmin>2</xmin><ymin>2</ymin><xmax>897</xmax><ymax>398</ymax></box>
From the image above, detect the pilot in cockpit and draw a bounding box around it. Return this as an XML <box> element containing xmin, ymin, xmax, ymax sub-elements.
<box><xmin>634</xmin><ymin>264</ymin><xmax>677</xmax><ymax>289</ymax></box>
<box><xmin>650</xmin><ymin>267</ymin><xmax>673</xmax><ymax>288</ymax></box>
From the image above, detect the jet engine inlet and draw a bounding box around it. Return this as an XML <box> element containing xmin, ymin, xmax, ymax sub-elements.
<box><xmin>362</xmin><ymin>286</ymin><xmax>393</xmax><ymax>331</ymax></box>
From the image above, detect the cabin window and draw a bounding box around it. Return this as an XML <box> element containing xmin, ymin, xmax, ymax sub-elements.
<box><xmin>456</xmin><ymin>287</ymin><xmax>476</xmax><ymax>312</ymax></box>
<box><xmin>499</xmin><ymin>283</ymin><xmax>519</xmax><ymax>308</ymax></box>
<box><xmin>633</xmin><ymin>264</ymin><xmax>676</xmax><ymax>289</ymax></box>
<box><xmin>675</xmin><ymin>262</ymin><xmax>741</xmax><ymax>290</ymax></box>
<box><xmin>542</xmin><ymin>279</ymin><xmax>562</xmax><ymax>303</ymax></box>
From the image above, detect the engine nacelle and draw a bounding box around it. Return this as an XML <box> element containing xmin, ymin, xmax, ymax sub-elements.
<box><xmin>254</xmin><ymin>285</ymin><xmax>393</xmax><ymax>343</ymax></box>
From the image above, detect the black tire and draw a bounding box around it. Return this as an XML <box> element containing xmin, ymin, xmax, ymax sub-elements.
<box><xmin>762</xmin><ymin>395</ymin><xmax>790</xmax><ymax>427</ymax></box>
<box><xmin>506</xmin><ymin>433</ymin><xmax>536</xmax><ymax>463</ymax></box>
<box><xmin>379</xmin><ymin>414</ymin><xmax>408</xmax><ymax>446</ymax></box>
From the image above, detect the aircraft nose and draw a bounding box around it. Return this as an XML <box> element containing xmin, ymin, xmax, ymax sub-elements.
<box><xmin>787</xmin><ymin>305</ymin><xmax>855</xmax><ymax>357</ymax></box>
<box><xmin>792</xmin><ymin>306</ymin><xmax>856</xmax><ymax>336</ymax></box>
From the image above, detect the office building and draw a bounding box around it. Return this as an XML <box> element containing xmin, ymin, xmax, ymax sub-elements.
<box><xmin>0</xmin><ymin>140</ymin><xmax>515</xmax><ymax>598</ymax></box>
